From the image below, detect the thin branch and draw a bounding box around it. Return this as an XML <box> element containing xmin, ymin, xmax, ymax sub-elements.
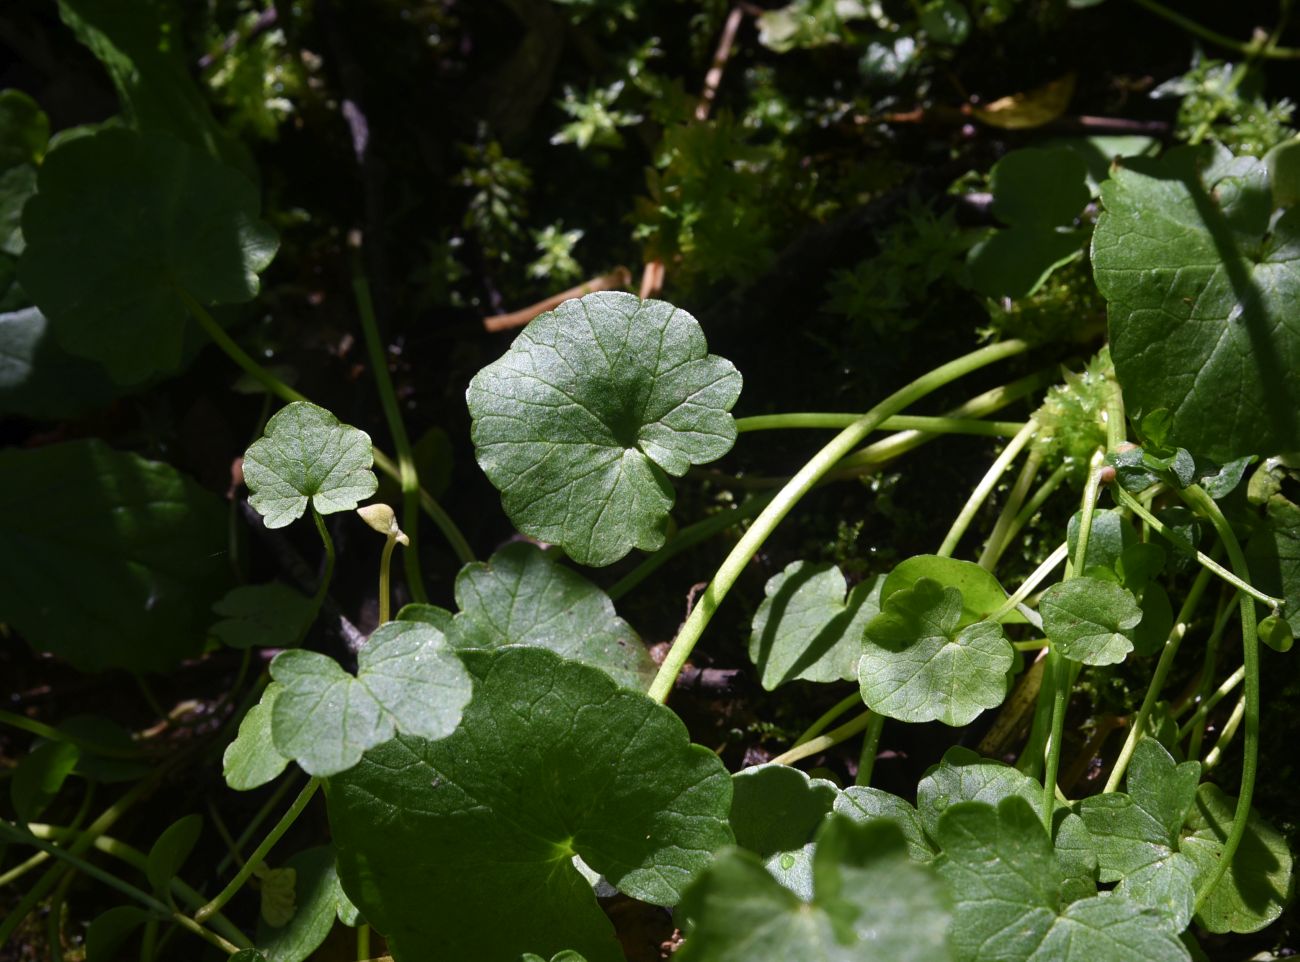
<box><xmin>484</xmin><ymin>267</ymin><xmax>632</xmax><ymax>332</ymax></box>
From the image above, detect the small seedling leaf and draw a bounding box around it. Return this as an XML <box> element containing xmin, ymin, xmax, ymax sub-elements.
<box><xmin>211</xmin><ymin>583</ymin><xmax>316</xmax><ymax>650</ymax></box>
<box><xmin>146</xmin><ymin>813</ymin><xmax>202</xmax><ymax>895</ymax></box>
<box><xmin>243</xmin><ymin>402</ymin><xmax>379</xmax><ymax>529</ymax></box>
<box><xmin>18</xmin><ymin>128</ymin><xmax>276</xmax><ymax>384</ymax></box>
<box><xmin>271</xmin><ymin>621</ymin><xmax>471</xmax><ymax>777</ymax></box>
<box><xmin>749</xmin><ymin>562</ymin><xmax>883</xmax><ymax>688</ymax></box>
<box><xmin>451</xmin><ymin>542</ymin><xmax>655</xmax><ymax>689</ymax></box>
<box><xmin>467</xmin><ymin>292</ymin><xmax>741</xmax><ymax>566</ymax></box>
<box><xmin>1040</xmin><ymin>576</ymin><xmax>1142</xmax><ymax>665</ymax></box>
<box><xmin>860</xmin><ymin>579</ymin><xmax>1013</xmax><ymax>726</ymax></box>
<box><xmin>677</xmin><ymin>816</ymin><xmax>952</xmax><ymax>962</ymax></box>
<box><xmin>326</xmin><ymin>646</ymin><xmax>734</xmax><ymax>962</ymax></box>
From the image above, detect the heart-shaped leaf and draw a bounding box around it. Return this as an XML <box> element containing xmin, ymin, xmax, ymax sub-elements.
<box><xmin>1179</xmin><ymin>783</ymin><xmax>1293</xmax><ymax>934</ymax></box>
<box><xmin>243</xmin><ymin>402</ymin><xmax>379</xmax><ymax>529</ymax></box>
<box><xmin>915</xmin><ymin>747</ymin><xmax>1047</xmax><ymax>842</ymax></box>
<box><xmin>0</xmin><ymin>440</ymin><xmax>232</xmax><ymax>672</ymax></box>
<box><xmin>677</xmin><ymin>816</ymin><xmax>952</xmax><ymax>962</ymax></box>
<box><xmin>1040</xmin><ymin>576</ymin><xmax>1143</xmax><ymax>665</ymax></box>
<box><xmin>860</xmin><ymin>579</ymin><xmax>1013</xmax><ymax>726</ymax></box>
<box><xmin>1094</xmin><ymin>144</ymin><xmax>1300</xmax><ymax>461</ymax></box>
<box><xmin>326</xmin><ymin>646</ymin><xmax>734</xmax><ymax>962</ymax></box>
<box><xmin>937</xmin><ymin>797</ymin><xmax>1189</xmax><ymax>962</ymax></box>
<box><xmin>270</xmin><ymin>621</ymin><xmax>471</xmax><ymax>777</ymax></box>
<box><xmin>19</xmin><ymin>128</ymin><xmax>276</xmax><ymax>384</ymax></box>
<box><xmin>749</xmin><ymin>562</ymin><xmax>883</xmax><ymax>689</ymax></box>
<box><xmin>211</xmin><ymin>583</ymin><xmax>316</xmax><ymax>650</ymax></box>
<box><xmin>451</xmin><ymin>542</ymin><xmax>655</xmax><ymax>689</ymax></box>
<box><xmin>467</xmin><ymin>292</ymin><xmax>742</xmax><ymax>566</ymax></box>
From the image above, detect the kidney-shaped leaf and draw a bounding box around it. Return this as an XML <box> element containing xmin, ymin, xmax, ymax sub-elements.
<box><xmin>937</xmin><ymin>797</ymin><xmax>1189</xmax><ymax>962</ymax></box>
<box><xmin>451</xmin><ymin>542</ymin><xmax>655</xmax><ymax>689</ymax></box>
<box><xmin>243</xmin><ymin>402</ymin><xmax>379</xmax><ymax>529</ymax></box>
<box><xmin>860</xmin><ymin>579</ymin><xmax>1013</xmax><ymax>726</ymax></box>
<box><xmin>0</xmin><ymin>440</ymin><xmax>231</xmax><ymax>672</ymax></box>
<box><xmin>1094</xmin><ymin>144</ymin><xmax>1300</xmax><ymax>461</ymax></box>
<box><xmin>326</xmin><ymin>646</ymin><xmax>734</xmax><ymax>962</ymax></box>
<box><xmin>882</xmin><ymin>555</ymin><xmax>1018</xmax><ymax>626</ymax></box>
<box><xmin>677</xmin><ymin>816</ymin><xmax>952</xmax><ymax>962</ymax></box>
<box><xmin>19</xmin><ymin>128</ymin><xmax>277</xmax><ymax>384</ymax></box>
<box><xmin>749</xmin><ymin>562</ymin><xmax>883</xmax><ymax>689</ymax></box>
<box><xmin>270</xmin><ymin>621</ymin><xmax>471</xmax><ymax>777</ymax></box>
<box><xmin>1040</xmin><ymin>576</ymin><xmax>1142</xmax><ymax>665</ymax></box>
<box><xmin>467</xmin><ymin>292</ymin><xmax>742</xmax><ymax>566</ymax></box>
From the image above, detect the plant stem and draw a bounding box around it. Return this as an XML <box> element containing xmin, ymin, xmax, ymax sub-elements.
<box><xmin>310</xmin><ymin>508</ymin><xmax>336</xmax><ymax>609</ymax></box>
<box><xmin>1188</xmin><ymin>596</ymin><xmax>1235</xmax><ymax>757</ymax></box>
<box><xmin>218</xmin><ymin>773</ymin><xmax>299</xmax><ymax>876</ymax></box>
<box><xmin>735</xmin><ymin>414</ymin><xmax>1025</xmax><ymax>436</ymax></box>
<box><xmin>1071</xmin><ymin>452</ymin><xmax>1106</xmax><ymax>574</ymax></box>
<box><xmin>1202</xmin><ymin>695</ymin><xmax>1247</xmax><ymax>769</ymax></box>
<box><xmin>1040</xmin><ymin>648</ymin><xmax>1070</xmax><ymax>826</ymax></box>
<box><xmin>0</xmin><ymin>709</ymin><xmax>143</xmax><ymax>759</ymax></box>
<box><xmin>1130</xmin><ymin>0</ymin><xmax>1300</xmax><ymax>59</ymax></box>
<box><xmin>938</xmin><ymin>420</ymin><xmax>1039</xmax><ymax>559</ymax></box>
<box><xmin>1113</xmin><ymin>488</ymin><xmax>1284</xmax><ymax>610</ymax></box>
<box><xmin>184</xmin><ymin>292</ymin><xmax>474</xmax><ymax>566</ymax></box>
<box><xmin>195</xmin><ymin>776</ymin><xmax>321</xmax><ymax>923</ymax></box>
<box><xmin>1178</xmin><ymin>666</ymin><xmax>1246</xmax><ymax>741</ymax></box>
<box><xmin>770</xmin><ymin>711</ymin><xmax>875</xmax><ymax>767</ymax></box>
<box><xmin>793</xmin><ymin>693</ymin><xmax>862</xmax><ymax>747</ymax></box>
<box><xmin>0</xmin><ymin>821</ymin><xmax>241</xmax><ymax>955</ymax></box>
<box><xmin>986</xmin><ymin>464</ymin><xmax>1070</xmax><ymax>570</ymax></box>
<box><xmin>353</xmin><ymin>272</ymin><xmax>427</xmax><ymax>603</ymax></box>
<box><xmin>1181</xmin><ymin>485</ymin><xmax>1260</xmax><ymax>913</ymax></box>
<box><xmin>978</xmin><ymin>449</ymin><xmax>1043</xmax><ymax>570</ymax></box>
<box><xmin>379</xmin><ymin>535</ymin><xmax>398</xmax><ymax>624</ymax></box>
<box><xmin>1104</xmin><ymin>566</ymin><xmax>1213</xmax><ymax>792</ymax></box>
<box><xmin>856</xmin><ymin>714</ymin><xmax>886</xmax><ymax>786</ymax></box>
<box><xmin>646</xmin><ymin>339</ymin><xmax>1029</xmax><ymax>703</ymax></box>
<box><xmin>989</xmin><ymin>542</ymin><xmax>1069</xmax><ymax>623</ymax></box>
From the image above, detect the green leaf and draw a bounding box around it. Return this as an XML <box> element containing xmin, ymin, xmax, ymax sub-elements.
<box><xmin>524</xmin><ymin>955</ymin><xmax>588</xmax><ymax>962</ymax></box>
<box><xmin>0</xmin><ymin>307</ymin><xmax>123</xmax><ymax>419</ymax></box>
<box><xmin>451</xmin><ymin>542</ymin><xmax>655</xmax><ymax>689</ymax></box>
<box><xmin>211</xmin><ymin>583</ymin><xmax>317</xmax><ymax>650</ymax></box>
<box><xmin>730</xmin><ymin>764</ymin><xmax>839</xmax><ymax>898</ymax></box>
<box><xmin>19</xmin><ymin>128</ymin><xmax>276</xmax><ymax>384</ymax></box>
<box><xmin>937</xmin><ymin>797</ymin><xmax>1189</xmax><ymax>962</ymax></box>
<box><xmin>990</xmin><ymin>148</ymin><xmax>1091</xmax><ymax>229</ymax></box>
<box><xmin>271</xmin><ymin>621</ymin><xmax>471</xmax><ymax>777</ymax></box>
<box><xmin>56</xmin><ymin>715</ymin><xmax>151</xmax><ymax>783</ymax></box>
<box><xmin>1258</xmin><ymin>612</ymin><xmax>1293</xmax><ymax>652</ymax></box>
<box><xmin>1246</xmin><ymin>476</ymin><xmax>1300</xmax><ymax>634</ymax></box>
<box><xmin>11</xmin><ymin>740</ymin><xmax>79</xmax><ymax>824</ymax></box>
<box><xmin>1179</xmin><ymin>783</ymin><xmax>1293</xmax><ymax>934</ymax></box>
<box><xmin>231</xmin><ymin>952</ymin><xmax>269</xmax><ymax>962</ymax></box>
<box><xmin>860</xmin><ymin>579</ymin><xmax>1013</xmax><ymax>726</ymax></box>
<box><xmin>85</xmin><ymin>906</ymin><xmax>153</xmax><ymax>962</ymax></box>
<box><xmin>0</xmin><ymin>164</ymin><xmax>37</xmax><ymax>256</ymax></box>
<box><xmin>1040</xmin><ymin>576</ymin><xmax>1143</xmax><ymax>665</ymax></box>
<box><xmin>1076</xmin><ymin>740</ymin><xmax>1201</xmax><ymax>929</ymax></box>
<box><xmin>915</xmin><ymin>746</ymin><xmax>1045</xmax><ymax>842</ymax></box>
<box><xmin>327</xmin><ymin>647</ymin><xmax>734</xmax><ymax>962</ymax></box>
<box><xmin>1067</xmin><ymin>508</ymin><xmax>1137</xmax><ymax>573</ymax></box>
<box><xmin>146</xmin><ymin>814</ymin><xmax>202</xmax><ymax>895</ymax></box>
<box><xmin>1094</xmin><ymin>144</ymin><xmax>1300</xmax><ymax>461</ymax></box>
<box><xmin>0</xmin><ymin>440</ymin><xmax>232</xmax><ymax>671</ymax></box>
<box><xmin>255</xmin><ymin>847</ymin><xmax>343</xmax><ymax>962</ymax></box>
<box><xmin>243</xmin><ymin>402</ymin><xmax>379</xmax><ymax>529</ymax></box>
<box><xmin>677</xmin><ymin>816</ymin><xmax>952</xmax><ymax>962</ymax></box>
<box><xmin>881</xmin><ymin>555</ymin><xmax>1018</xmax><ymax>626</ymax></box>
<box><xmin>918</xmin><ymin>0</ymin><xmax>971</xmax><ymax>44</ymax></box>
<box><xmin>833</xmin><ymin>785</ymin><xmax>936</xmax><ymax>862</ymax></box>
<box><xmin>749</xmin><ymin>562</ymin><xmax>883</xmax><ymax>688</ymax></box>
<box><xmin>223</xmin><ymin>683</ymin><xmax>290</xmax><ymax>791</ymax></box>
<box><xmin>467</xmin><ymin>292</ymin><xmax>742</xmax><ymax>566</ymax></box>
<box><xmin>968</xmin><ymin>227</ymin><xmax>1085</xmax><ymax>299</ymax></box>
<box><xmin>0</xmin><ymin>89</ymin><xmax>48</xmax><ymax>171</ymax></box>
<box><xmin>260</xmin><ymin>867</ymin><xmax>297</xmax><ymax>928</ymax></box>
<box><xmin>395</xmin><ymin>602</ymin><xmax>455</xmax><ymax>634</ymax></box>
<box><xmin>1133</xmin><ymin>582</ymin><xmax>1174</xmax><ymax>657</ymax></box>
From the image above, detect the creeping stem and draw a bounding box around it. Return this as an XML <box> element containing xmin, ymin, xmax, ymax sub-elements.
<box><xmin>646</xmin><ymin>339</ymin><xmax>1029</xmax><ymax>703</ymax></box>
<box><xmin>353</xmin><ymin>272</ymin><xmax>427</xmax><ymax>602</ymax></box>
<box><xmin>1181</xmin><ymin>485</ymin><xmax>1262</xmax><ymax>913</ymax></box>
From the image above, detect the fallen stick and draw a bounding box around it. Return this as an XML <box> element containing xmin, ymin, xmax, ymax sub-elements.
<box><xmin>483</xmin><ymin>267</ymin><xmax>633</xmax><ymax>332</ymax></box>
